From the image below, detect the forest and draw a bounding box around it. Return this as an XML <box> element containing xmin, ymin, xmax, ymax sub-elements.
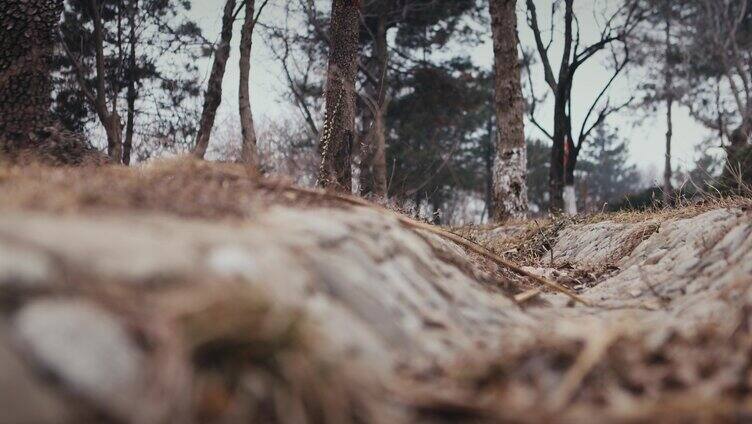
<box><xmin>1</xmin><ymin>1</ymin><xmax>752</xmax><ymax>423</ymax></box>
<box><xmin>2</xmin><ymin>0</ymin><xmax>751</xmax><ymax>223</ymax></box>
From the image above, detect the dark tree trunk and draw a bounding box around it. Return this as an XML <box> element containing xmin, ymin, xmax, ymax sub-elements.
<box><xmin>318</xmin><ymin>0</ymin><xmax>361</xmax><ymax>192</ymax></box>
<box><xmin>359</xmin><ymin>6</ymin><xmax>388</xmax><ymax>198</ymax></box>
<box><xmin>123</xmin><ymin>0</ymin><xmax>138</xmax><ymax>165</ymax></box>
<box><xmin>193</xmin><ymin>0</ymin><xmax>237</xmax><ymax>159</ymax></box>
<box><xmin>549</xmin><ymin>95</ymin><xmax>567</xmax><ymax>213</ymax></box>
<box><xmin>0</xmin><ymin>0</ymin><xmax>63</xmax><ymax>145</ymax></box>
<box><xmin>489</xmin><ymin>0</ymin><xmax>528</xmax><ymax>222</ymax></box>
<box><xmin>239</xmin><ymin>0</ymin><xmax>258</xmax><ymax>166</ymax></box>
<box><xmin>89</xmin><ymin>0</ymin><xmax>122</xmax><ymax>164</ymax></box>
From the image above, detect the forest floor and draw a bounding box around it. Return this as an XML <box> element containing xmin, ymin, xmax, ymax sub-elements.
<box><xmin>1</xmin><ymin>159</ymin><xmax>751</xmax><ymax>423</ymax></box>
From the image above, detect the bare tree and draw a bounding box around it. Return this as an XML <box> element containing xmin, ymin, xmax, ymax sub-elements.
<box><xmin>239</xmin><ymin>0</ymin><xmax>270</xmax><ymax>166</ymax></box>
<box><xmin>192</xmin><ymin>0</ymin><xmax>237</xmax><ymax>159</ymax></box>
<box><xmin>318</xmin><ymin>0</ymin><xmax>361</xmax><ymax>191</ymax></box>
<box><xmin>489</xmin><ymin>0</ymin><xmax>528</xmax><ymax>221</ymax></box>
<box><xmin>695</xmin><ymin>0</ymin><xmax>751</xmax><ymax>149</ymax></box>
<box><xmin>61</xmin><ymin>0</ymin><xmax>126</xmax><ymax>163</ymax></box>
<box><xmin>0</xmin><ymin>0</ymin><xmax>64</xmax><ymax>147</ymax></box>
<box><xmin>358</xmin><ymin>1</ymin><xmax>390</xmax><ymax>198</ymax></box>
<box><xmin>524</xmin><ymin>0</ymin><xmax>641</xmax><ymax>213</ymax></box>
<box><xmin>662</xmin><ymin>9</ymin><xmax>674</xmax><ymax>205</ymax></box>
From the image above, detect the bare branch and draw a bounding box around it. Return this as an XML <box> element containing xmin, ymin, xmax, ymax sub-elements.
<box><xmin>525</xmin><ymin>0</ymin><xmax>557</xmax><ymax>91</ymax></box>
<box><xmin>521</xmin><ymin>46</ymin><xmax>553</xmax><ymax>141</ymax></box>
<box><xmin>577</xmin><ymin>45</ymin><xmax>631</xmax><ymax>149</ymax></box>
<box><xmin>58</xmin><ymin>31</ymin><xmax>98</xmax><ymax>107</ymax></box>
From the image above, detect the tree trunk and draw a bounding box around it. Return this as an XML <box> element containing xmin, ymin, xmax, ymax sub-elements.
<box><xmin>0</xmin><ymin>0</ymin><xmax>63</xmax><ymax>145</ymax></box>
<box><xmin>89</xmin><ymin>0</ymin><xmax>123</xmax><ymax>164</ymax></box>
<box><xmin>359</xmin><ymin>7</ymin><xmax>388</xmax><ymax>198</ymax></box>
<box><xmin>663</xmin><ymin>97</ymin><xmax>674</xmax><ymax>206</ymax></box>
<box><xmin>102</xmin><ymin>112</ymin><xmax>123</xmax><ymax>164</ymax></box>
<box><xmin>484</xmin><ymin>116</ymin><xmax>495</xmax><ymax>221</ymax></box>
<box><xmin>192</xmin><ymin>0</ymin><xmax>237</xmax><ymax>159</ymax></box>
<box><xmin>123</xmin><ymin>0</ymin><xmax>138</xmax><ymax>166</ymax></box>
<box><xmin>318</xmin><ymin>0</ymin><xmax>361</xmax><ymax>192</ymax></box>
<box><xmin>662</xmin><ymin>16</ymin><xmax>673</xmax><ymax>207</ymax></box>
<box><xmin>563</xmin><ymin>133</ymin><xmax>578</xmax><ymax>215</ymax></box>
<box><xmin>489</xmin><ymin>0</ymin><xmax>528</xmax><ymax>222</ymax></box>
<box><xmin>239</xmin><ymin>0</ymin><xmax>258</xmax><ymax>167</ymax></box>
<box><xmin>549</xmin><ymin>97</ymin><xmax>567</xmax><ymax>213</ymax></box>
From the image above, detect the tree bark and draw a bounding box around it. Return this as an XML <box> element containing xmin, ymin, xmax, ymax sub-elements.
<box><xmin>549</xmin><ymin>90</ymin><xmax>570</xmax><ymax>213</ymax></box>
<box><xmin>484</xmin><ymin>116</ymin><xmax>495</xmax><ymax>220</ymax></box>
<box><xmin>489</xmin><ymin>0</ymin><xmax>528</xmax><ymax>222</ymax></box>
<box><xmin>359</xmin><ymin>7</ymin><xmax>388</xmax><ymax>198</ymax></box>
<box><xmin>563</xmin><ymin>131</ymin><xmax>578</xmax><ymax>215</ymax></box>
<box><xmin>318</xmin><ymin>0</ymin><xmax>361</xmax><ymax>192</ymax></box>
<box><xmin>239</xmin><ymin>0</ymin><xmax>258</xmax><ymax>166</ymax></box>
<box><xmin>192</xmin><ymin>0</ymin><xmax>237</xmax><ymax>159</ymax></box>
<box><xmin>0</xmin><ymin>0</ymin><xmax>63</xmax><ymax>145</ymax></box>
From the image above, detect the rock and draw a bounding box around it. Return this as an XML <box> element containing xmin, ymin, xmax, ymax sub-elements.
<box><xmin>14</xmin><ymin>299</ymin><xmax>144</xmax><ymax>421</ymax></box>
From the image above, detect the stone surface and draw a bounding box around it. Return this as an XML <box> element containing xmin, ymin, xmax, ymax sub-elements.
<box><xmin>14</xmin><ymin>299</ymin><xmax>145</xmax><ymax>421</ymax></box>
<box><xmin>0</xmin><ymin>205</ymin><xmax>749</xmax><ymax>422</ymax></box>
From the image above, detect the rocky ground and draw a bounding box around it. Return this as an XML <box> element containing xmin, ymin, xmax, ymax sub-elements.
<box><xmin>1</xmin><ymin>160</ymin><xmax>751</xmax><ymax>423</ymax></box>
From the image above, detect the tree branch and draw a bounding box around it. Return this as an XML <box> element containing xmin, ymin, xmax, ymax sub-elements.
<box><xmin>525</xmin><ymin>0</ymin><xmax>557</xmax><ymax>91</ymax></box>
<box><xmin>58</xmin><ymin>31</ymin><xmax>98</xmax><ymax>107</ymax></box>
<box><xmin>577</xmin><ymin>46</ymin><xmax>631</xmax><ymax>149</ymax></box>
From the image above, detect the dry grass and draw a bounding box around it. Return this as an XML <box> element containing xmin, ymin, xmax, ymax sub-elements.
<box><xmin>0</xmin><ymin>158</ymin><xmax>344</xmax><ymax>220</ymax></box>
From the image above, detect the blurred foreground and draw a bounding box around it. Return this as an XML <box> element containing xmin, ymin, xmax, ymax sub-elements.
<box><xmin>1</xmin><ymin>160</ymin><xmax>751</xmax><ymax>423</ymax></box>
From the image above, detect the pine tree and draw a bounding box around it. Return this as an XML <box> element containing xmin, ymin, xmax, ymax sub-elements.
<box><xmin>581</xmin><ymin>125</ymin><xmax>641</xmax><ymax>209</ymax></box>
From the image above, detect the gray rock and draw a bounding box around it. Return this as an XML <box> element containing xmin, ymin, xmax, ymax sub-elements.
<box><xmin>14</xmin><ymin>299</ymin><xmax>144</xmax><ymax>421</ymax></box>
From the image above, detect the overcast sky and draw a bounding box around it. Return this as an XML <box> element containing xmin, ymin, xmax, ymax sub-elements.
<box><xmin>189</xmin><ymin>0</ymin><xmax>717</xmax><ymax>182</ymax></box>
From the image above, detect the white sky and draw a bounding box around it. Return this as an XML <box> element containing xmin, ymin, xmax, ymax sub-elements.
<box><xmin>189</xmin><ymin>0</ymin><xmax>716</xmax><ymax>182</ymax></box>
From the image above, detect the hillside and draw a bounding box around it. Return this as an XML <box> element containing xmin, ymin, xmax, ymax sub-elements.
<box><xmin>1</xmin><ymin>160</ymin><xmax>751</xmax><ymax>423</ymax></box>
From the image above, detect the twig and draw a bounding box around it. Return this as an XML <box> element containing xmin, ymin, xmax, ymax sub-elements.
<box><xmin>514</xmin><ymin>288</ymin><xmax>542</xmax><ymax>304</ymax></box>
<box><xmin>550</xmin><ymin>327</ymin><xmax>619</xmax><ymax>410</ymax></box>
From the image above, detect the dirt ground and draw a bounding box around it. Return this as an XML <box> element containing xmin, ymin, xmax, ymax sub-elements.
<box><xmin>1</xmin><ymin>159</ymin><xmax>751</xmax><ymax>423</ymax></box>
